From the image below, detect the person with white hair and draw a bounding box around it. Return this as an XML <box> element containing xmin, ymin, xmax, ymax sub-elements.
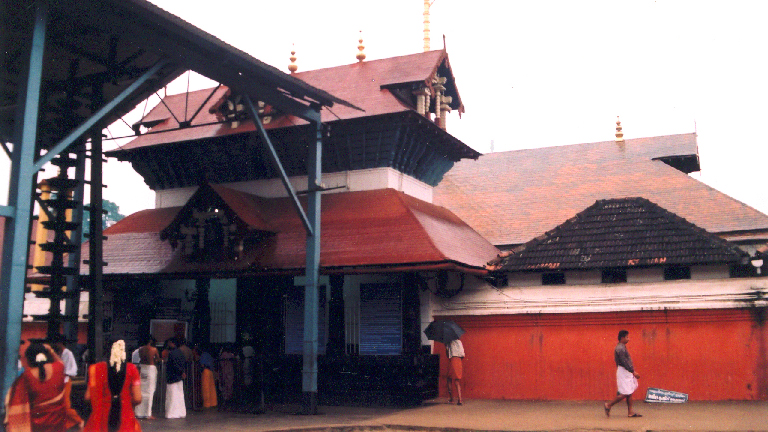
<box><xmin>83</xmin><ymin>340</ymin><xmax>142</xmax><ymax>431</ymax></box>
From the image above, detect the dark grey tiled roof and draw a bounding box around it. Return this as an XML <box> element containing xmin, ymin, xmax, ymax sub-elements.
<box><xmin>492</xmin><ymin>197</ymin><xmax>748</xmax><ymax>271</ymax></box>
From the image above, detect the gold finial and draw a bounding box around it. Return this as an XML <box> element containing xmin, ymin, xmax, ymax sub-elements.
<box><xmin>288</xmin><ymin>44</ymin><xmax>298</xmax><ymax>73</ymax></box>
<box><xmin>356</xmin><ymin>31</ymin><xmax>366</xmax><ymax>62</ymax></box>
<box><xmin>615</xmin><ymin>116</ymin><xmax>624</xmax><ymax>143</ymax></box>
<box><xmin>423</xmin><ymin>0</ymin><xmax>432</xmax><ymax>52</ymax></box>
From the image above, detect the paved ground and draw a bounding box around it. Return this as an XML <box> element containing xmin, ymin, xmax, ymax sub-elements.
<box><xmin>137</xmin><ymin>398</ymin><xmax>768</xmax><ymax>432</ymax></box>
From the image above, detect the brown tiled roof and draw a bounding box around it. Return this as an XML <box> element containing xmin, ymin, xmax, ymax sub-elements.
<box><xmin>114</xmin><ymin>50</ymin><xmax>457</xmax><ymax>151</ymax></box>
<box><xmin>83</xmin><ymin>187</ymin><xmax>499</xmax><ymax>276</ymax></box>
<box><xmin>493</xmin><ymin>197</ymin><xmax>749</xmax><ymax>271</ymax></box>
<box><xmin>434</xmin><ymin>133</ymin><xmax>768</xmax><ymax>246</ymax></box>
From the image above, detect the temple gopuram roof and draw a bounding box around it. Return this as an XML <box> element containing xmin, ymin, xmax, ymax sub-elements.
<box><xmin>107</xmin><ymin>50</ymin><xmax>478</xmax><ymax>188</ymax></box>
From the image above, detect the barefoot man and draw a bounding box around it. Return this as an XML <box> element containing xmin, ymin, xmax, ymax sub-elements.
<box><xmin>135</xmin><ymin>335</ymin><xmax>160</xmax><ymax>419</ymax></box>
<box><xmin>604</xmin><ymin>330</ymin><xmax>641</xmax><ymax>418</ymax></box>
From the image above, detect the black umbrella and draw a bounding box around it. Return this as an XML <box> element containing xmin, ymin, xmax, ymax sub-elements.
<box><xmin>424</xmin><ymin>320</ymin><xmax>465</xmax><ymax>345</ymax></box>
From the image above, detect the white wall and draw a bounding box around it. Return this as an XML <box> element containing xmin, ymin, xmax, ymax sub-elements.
<box><xmin>565</xmin><ymin>270</ymin><xmax>601</xmax><ymax>285</ymax></box>
<box><xmin>627</xmin><ymin>267</ymin><xmax>662</xmax><ymax>283</ymax></box>
<box><xmin>429</xmin><ymin>276</ymin><xmax>768</xmax><ymax>316</ymax></box>
<box><xmin>155</xmin><ymin>186</ymin><xmax>197</xmax><ymax>208</ymax></box>
<box><xmin>154</xmin><ymin>167</ymin><xmax>433</xmax><ymax>208</ymax></box>
<box><xmin>506</xmin><ymin>272</ymin><xmax>540</xmax><ymax>287</ymax></box>
<box><xmin>691</xmin><ymin>264</ymin><xmax>730</xmax><ymax>280</ymax></box>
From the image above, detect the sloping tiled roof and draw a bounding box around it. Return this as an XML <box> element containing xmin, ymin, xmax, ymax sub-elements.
<box><xmin>113</xmin><ymin>50</ymin><xmax>458</xmax><ymax>151</ymax></box>
<box><xmin>83</xmin><ymin>187</ymin><xmax>499</xmax><ymax>276</ymax></box>
<box><xmin>493</xmin><ymin>197</ymin><xmax>749</xmax><ymax>271</ymax></box>
<box><xmin>434</xmin><ymin>133</ymin><xmax>768</xmax><ymax>246</ymax></box>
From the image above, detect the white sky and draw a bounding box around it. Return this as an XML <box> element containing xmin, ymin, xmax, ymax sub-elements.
<box><xmin>3</xmin><ymin>0</ymin><xmax>768</xmax><ymax>218</ymax></box>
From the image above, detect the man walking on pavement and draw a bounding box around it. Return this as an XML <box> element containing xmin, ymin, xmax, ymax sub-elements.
<box><xmin>605</xmin><ymin>329</ymin><xmax>641</xmax><ymax>418</ymax></box>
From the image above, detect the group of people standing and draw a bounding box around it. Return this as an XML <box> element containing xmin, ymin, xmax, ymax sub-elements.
<box><xmin>4</xmin><ymin>335</ymin><xmax>239</xmax><ymax>432</ymax></box>
<box><xmin>131</xmin><ymin>336</ymin><xmax>219</xmax><ymax>420</ymax></box>
<box><xmin>132</xmin><ymin>337</ymin><xmax>240</xmax><ymax>419</ymax></box>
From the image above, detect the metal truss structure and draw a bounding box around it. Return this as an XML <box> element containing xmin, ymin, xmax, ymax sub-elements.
<box><xmin>1</xmin><ymin>0</ymin><xmax>348</xmax><ymax>414</ymax></box>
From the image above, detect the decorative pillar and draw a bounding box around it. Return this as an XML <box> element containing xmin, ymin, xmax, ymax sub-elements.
<box><xmin>412</xmin><ymin>87</ymin><xmax>431</xmax><ymax>117</ymax></box>
<box><xmin>440</xmin><ymin>95</ymin><xmax>452</xmax><ymax>130</ymax></box>
<box><xmin>433</xmin><ymin>76</ymin><xmax>447</xmax><ymax>129</ymax></box>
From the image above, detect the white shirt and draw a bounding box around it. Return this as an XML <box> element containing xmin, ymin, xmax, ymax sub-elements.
<box><xmin>446</xmin><ymin>339</ymin><xmax>465</xmax><ymax>358</ymax></box>
<box><xmin>132</xmin><ymin>348</ymin><xmax>141</xmax><ymax>365</ymax></box>
<box><xmin>61</xmin><ymin>348</ymin><xmax>77</xmax><ymax>383</ymax></box>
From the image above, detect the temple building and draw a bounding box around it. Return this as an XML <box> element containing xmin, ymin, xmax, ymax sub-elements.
<box><xmin>6</xmin><ymin>1</ymin><xmax>768</xmax><ymax>406</ymax></box>
<box><xmin>77</xmin><ymin>48</ymin><xmax>498</xmax><ymax>405</ymax></box>
<box><xmin>89</xmin><ymin>50</ymin><xmax>768</xmax><ymax>402</ymax></box>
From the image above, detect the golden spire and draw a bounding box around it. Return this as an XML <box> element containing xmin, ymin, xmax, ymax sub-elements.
<box><xmin>423</xmin><ymin>0</ymin><xmax>432</xmax><ymax>52</ymax></box>
<box><xmin>615</xmin><ymin>116</ymin><xmax>624</xmax><ymax>143</ymax></box>
<box><xmin>288</xmin><ymin>44</ymin><xmax>298</xmax><ymax>73</ymax></box>
<box><xmin>356</xmin><ymin>31</ymin><xmax>366</xmax><ymax>62</ymax></box>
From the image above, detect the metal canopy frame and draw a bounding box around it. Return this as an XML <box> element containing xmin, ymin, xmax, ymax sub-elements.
<box><xmin>1</xmin><ymin>0</ymin><xmax>344</xmax><ymax>413</ymax></box>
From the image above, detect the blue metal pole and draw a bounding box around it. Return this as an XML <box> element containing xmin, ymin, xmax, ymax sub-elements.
<box><xmin>242</xmin><ymin>95</ymin><xmax>312</xmax><ymax>235</ymax></box>
<box><xmin>302</xmin><ymin>119</ymin><xmax>322</xmax><ymax>414</ymax></box>
<box><xmin>0</xmin><ymin>0</ymin><xmax>47</xmax><ymax>405</ymax></box>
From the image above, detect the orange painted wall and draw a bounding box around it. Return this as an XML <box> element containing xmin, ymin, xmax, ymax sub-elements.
<box><xmin>435</xmin><ymin>308</ymin><xmax>768</xmax><ymax>401</ymax></box>
<box><xmin>20</xmin><ymin>322</ymin><xmax>88</xmax><ymax>345</ymax></box>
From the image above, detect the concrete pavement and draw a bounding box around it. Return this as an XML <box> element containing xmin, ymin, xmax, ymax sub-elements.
<box><xmin>137</xmin><ymin>398</ymin><xmax>768</xmax><ymax>432</ymax></box>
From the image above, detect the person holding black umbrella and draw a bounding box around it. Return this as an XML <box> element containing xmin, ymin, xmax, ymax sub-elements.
<box><xmin>446</xmin><ymin>338</ymin><xmax>465</xmax><ymax>405</ymax></box>
<box><xmin>424</xmin><ymin>320</ymin><xmax>467</xmax><ymax>405</ymax></box>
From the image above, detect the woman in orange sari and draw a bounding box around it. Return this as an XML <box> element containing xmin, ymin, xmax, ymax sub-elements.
<box><xmin>83</xmin><ymin>340</ymin><xmax>142</xmax><ymax>432</ymax></box>
<box><xmin>4</xmin><ymin>342</ymin><xmax>67</xmax><ymax>432</ymax></box>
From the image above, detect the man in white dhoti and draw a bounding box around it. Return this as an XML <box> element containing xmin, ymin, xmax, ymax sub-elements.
<box><xmin>135</xmin><ymin>336</ymin><xmax>160</xmax><ymax>419</ymax></box>
<box><xmin>604</xmin><ymin>330</ymin><xmax>641</xmax><ymax>418</ymax></box>
<box><xmin>165</xmin><ymin>337</ymin><xmax>187</xmax><ymax>418</ymax></box>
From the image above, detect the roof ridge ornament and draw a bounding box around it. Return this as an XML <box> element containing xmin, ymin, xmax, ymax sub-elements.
<box><xmin>615</xmin><ymin>116</ymin><xmax>624</xmax><ymax>143</ymax></box>
<box><xmin>288</xmin><ymin>44</ymin><xmax>298</xmax><ymax>73</ymax></box>
<box><xmin>423</xmin><ymin>0</ymin><xmax>434</xmax><ymax>52</ymax></box>
<box><xmin>356</xmin><ymin>31</ymin><xmax>366</xmax><ymax>63</ymax></box>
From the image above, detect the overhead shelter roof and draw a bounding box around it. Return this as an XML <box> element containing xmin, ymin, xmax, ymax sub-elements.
<box><xmin>83</xmin><ymin>186</ymin><xmax>499</xmax><ymax>277</ymax></box>
<box><xmin>490</xmin><ymin>197</ymin><xmax>748</xmax><ymax>272</ymax></box>
<box><xmin>2</xmin><ymin>0</ymin><xmax>350</xmax><ymax>149</ymax></box>
<box><xmin>109</xmin><ymin>49</ymin><xmax>470</xmax><ymax>153</ymax></box>
<box><xmin>434</xmin><ymin>133</ymin><xmax>768</xmax><ymax>247</ymax></box>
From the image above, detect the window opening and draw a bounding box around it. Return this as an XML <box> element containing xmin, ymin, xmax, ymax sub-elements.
<box><xmin>542</xmin><ymin>272</ymin><xmax>565</xmax><ymax>285</ymax></box>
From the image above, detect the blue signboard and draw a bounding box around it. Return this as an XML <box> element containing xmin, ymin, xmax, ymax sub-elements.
<box><xmin>359</xmin><ymin>283</ymin><xmax>401</xmax><ymax>355</ymax></box>
<box><xmin>284</xmin><ymin>286</ymin><xmax>327</xmax><ymax>355</ymax></box>
<box><xmin>645</xmin><ymin>387</ymin><xmax>688</xmax><ymax>403</ymax></box>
